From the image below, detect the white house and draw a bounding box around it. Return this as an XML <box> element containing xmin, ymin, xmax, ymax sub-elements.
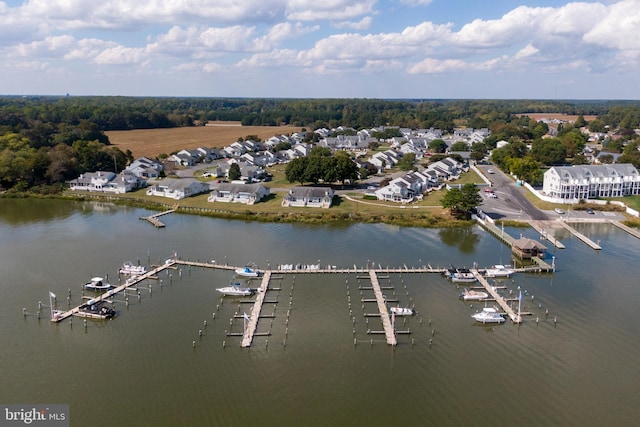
<box><xmin>146</xmin><ymin>178</ymin><xmax>209</xmax><ymax>200</ymax></box>
<box><xmin>542</xmin><ymin>164</ymin><xmax>640</xmax><ymax>203</ymax></box>
<box><xmin>69</xmin><ymin>171</ymin><xmax>146</xmax><ymax>193</ymax></box>
<box><xmin>282</xmin><ymin>187</ymin><xmax>334</xmax><ymax>208</ymax></box>
<box><xmin>207</xmin><ymin>183</ymin><xmax>270</xmax><ymax>205</ymax></box>
<box><xmin>126</xmin><ymin>157</ymin><xmax>163</xmax><ymax>179</ymax></box>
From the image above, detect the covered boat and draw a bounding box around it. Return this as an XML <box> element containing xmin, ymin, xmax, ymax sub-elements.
<box><xmin>471</xmin><ymin>307</ymin><xmax>505</xmax><ymax>324</ymax></box>
<box><xmin>84</xmin><ymin>277</ymin><xmax>113</xmax><ymax>291</ymax></box>
<box><xmin>216</xmin><ymin>281</ymin><xmax>255</xmax><ymax>296</ymax></box>
<box><xmin>235</xmin><ymin>264</ymin><xmax>261</xmax><ymax>277</ymax></box>
<box><xmin>460</xmin><ymin>289</ymin><xmax>489</xmax><ymax>301</ymax></box>
<box><xmin>450</xmin><ymin>270</ymin><xmax>477</xmax><ymax>283</ymax></box>
<box><xmin>484</xmin><ymin>264</ymin><xmax>515</xmax><ymax>278</ymax></box>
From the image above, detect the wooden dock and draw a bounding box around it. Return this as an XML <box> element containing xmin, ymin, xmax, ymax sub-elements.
<box><xmin>609</xmin><ymin>220</ymin><xmax>640</xmax><ymax>239</ymax></box>
<box><xmin>529</xmin><ymin>220</ymin><xmax>566</xmax><ymax>249</ymax></box>
<box><xmin>369</xmin><ymin>271</ymin><xmax>397</xmax><ymax>346</ymax></box>
<box><xmin>140</xmin><ymin>204</ymin><xmax>179</xmax><ymax>228</ymax></box>
<box><xmin>51</xmin><ymin>261</ymin><xmax>175</xmax><ymax>322</ymax></box>
<box><xmin>242</xmin><ymin>271</ymin><xmax>271</xmax><ymax>348</ymax></box>
<box><xmin>471</xmin><ymin>269</ymin><xmax>522</xmax><ymax>323</ymax></box>
<box><xmin>558</xmin><ymin>221</ymin><xmax>601</xmax><ymax>250</ymax></box>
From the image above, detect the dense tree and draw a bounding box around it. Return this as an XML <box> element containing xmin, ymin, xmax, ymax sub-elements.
<box><xmin>397</xmin><ymin>152</ymin><xmax>416</xmax><ymax>171</ymax></box>
<box><xmin>429</xmin><ymin>139</ymin><xmax>448</xmax><ymax>153</ymax></box>
<box><xmin>228</xmin><ymin>163</ymin><xmax>241</xmax><ymax>180</ymax></box>
<box><xmin>450</xmin><ymin>141</ymin><xmax>470</xmax><ymax>152</ymax></box>
<box><xmin>441</xmin><ymin>184</ymin><xmax>482</xmax><ymax>219</ymax></box>
<box><xmin>284</xmin><ymin>157</ymin><xmax>309</xmax><ymax>184</ymax></box>
<box><xmin>530</xmin><ymin>138</ymin><xmax>567</xmax><ymax>165</ymax></box>
<box><xmin>506</xmin><ymin>157</ymin><xmax>543</xmax><ymax>185</ymax></box>
<box><xmin>334</xmin><ymin>152</ymin><xmax>359</xmax><ymax>184</ymax></box>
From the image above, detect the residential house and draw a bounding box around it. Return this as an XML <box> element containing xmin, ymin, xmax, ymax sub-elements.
<box><xmin>126</xmin><ymin>157</ymin><xmax>163</xmax><ymax>179</ymax></box>
<box><xmin>69</xmin><ymin>171</ymin><xmax>146</xmax><ymax>193</ymax></box>
<box><xmin>282</xmin><ymin>187</ymin><xmax>334</xmax><ymax>208</ymax></box>
<box><xmin>207</xmin><ymin>183</ymin><xmax>270</xmax><ymax>205</ymax></box>
<box><xmin>542</xmin><ymin>164</ymin><xmax>640</xmax><ymax>203</ymax></box>
<box><xmin>146</xmin><ymin>178</ymin><xmax>209</xmax><ymax>200</ymax></box>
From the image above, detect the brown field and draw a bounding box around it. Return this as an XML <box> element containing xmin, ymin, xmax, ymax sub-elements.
<box><xmin>518</xmin><ymin>113</ymin><xmax>598</xmax><ymax>122</ymax></box>
<box><xmin>106</xmin><ymin>122</ymin><xmax>303</xmax><ymax>158</ymax></box>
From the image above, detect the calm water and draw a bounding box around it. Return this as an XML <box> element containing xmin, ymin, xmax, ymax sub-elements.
<box><xmin>0</xmin><ymin>199</ymin><xmax>639</xmax><ymax>426</ymax></box>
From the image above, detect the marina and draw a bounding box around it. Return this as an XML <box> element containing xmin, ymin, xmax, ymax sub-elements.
<box><xmin>4</xmin><ymin>199</ymin><xmax>640</xmax><ymax>426</ymax></box>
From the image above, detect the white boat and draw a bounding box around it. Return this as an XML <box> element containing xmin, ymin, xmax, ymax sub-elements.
<box><xmin>119</xmin><ymin>262</ymin><xmax>147</xmax><ymax>275</ymax></box>
<box><xmin>460</xmin><ymin>289</ymin><xmax>489</xmax><ymax>301</ymax></box>
<box><xmin>450</xmin><ymin>270</ymin><xmax>477</xmax><ymax>283</ymax></box>
<box><xmin>471</xmin><ymin>307</ymin><xmax>506</xmax><ymax>324</ymax></box>
<box><xmin>484</xmin><ymin>264</ymin><xmax>515</xmax><ymax>278</ymax></box>
<box><xmin>235</xmin><ymin>265</ymin><xmax>261</xmax><ymax>277</ymax></box>
<box><xmin>390</xmin><ymin>306</ymin><xmax>415</xmax><ymax>316</ymax></box>
<box><xmin>84</xmin><ymin>277</ymin><xmax>113</xmax><ymax>291</ymax></box>
<box><xmin>216</xmin><ymin>282</ymin><xmax>255</xmax><ymax>296</ymax></box>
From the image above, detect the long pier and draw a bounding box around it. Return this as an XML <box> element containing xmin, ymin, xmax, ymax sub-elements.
<box><xmin>471</xmin><ymin>269</ymin><xmax>521</xmax><ymax>323</ymax></box>
<box><xmin>51</xmin><ymin>261</ymin><xmax>175</xmax><ymax>322</ymax></box>
<box><xmin>529</xmin><ymin>220</ymin><xmax>566</xmax><ymax>249</ymax></box>
<box><xmin>242</xmin><ymin>271</ymin><xmax>271</xmax><ymax>347</ymax></box>
<box><xmin>369</xmin><ymin>271</ymin><xmax>397</xmax><ymax>346</ymax></box>
<box><xmin>558</xmin><ymin>221</ymin><xmax>602</xmax><ymax>250</ymax></box>
<box><xmin>609</xmin><ymin>220</ymin><xmax>640</xmax><ymax>239</ymax></box>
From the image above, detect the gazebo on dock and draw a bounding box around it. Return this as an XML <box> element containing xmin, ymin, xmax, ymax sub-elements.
<box><xmin>512</xmin><ymin>238</ymin><xmax>547</xmax><ymax>259</ymax></box>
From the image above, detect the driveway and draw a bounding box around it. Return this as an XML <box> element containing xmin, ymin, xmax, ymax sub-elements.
<box><xmin>476</xmin><ymin>165</ymin><xmax>549</xmax><ymax>221</ymax></box>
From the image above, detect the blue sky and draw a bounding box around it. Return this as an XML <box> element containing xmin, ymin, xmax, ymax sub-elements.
<box><xmin>1</xmin><ymin>0</ymin><xmax>638</xmax><ymax>99</ymax></box>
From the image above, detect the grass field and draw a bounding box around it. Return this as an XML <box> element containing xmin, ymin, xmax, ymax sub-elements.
<box><xmin>106</xmin><ymin>122</ymin><xmax>303</xmax><ymax>159</ymax></box>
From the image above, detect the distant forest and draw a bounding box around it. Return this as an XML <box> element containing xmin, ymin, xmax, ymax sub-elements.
<box><xmin>1</xmin><ymin>96</ymin><xmax>640</xmax><ymax>193</ymax></box>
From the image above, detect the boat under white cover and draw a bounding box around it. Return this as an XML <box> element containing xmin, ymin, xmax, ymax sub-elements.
<box><xmin>471</xmin><ymin>307</ymin><xmax>505</xmax><ymax>324</ymax></box>
<box><xmin>390</xmin><ymin>306</ymin><xmax>415</xmax><ymax>316</ymax></box>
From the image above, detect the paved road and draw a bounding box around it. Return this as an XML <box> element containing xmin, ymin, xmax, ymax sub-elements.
<box><xmin>476</xmin><ymin>165</ymin><xmax>549</xmax><ymax>221</ymax></box>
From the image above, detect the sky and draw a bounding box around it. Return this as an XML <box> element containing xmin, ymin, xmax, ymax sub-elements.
<box><xmin>1</xmin><ymin>0</ymin><xmax>639</xmax><ymax>99</ymax></box>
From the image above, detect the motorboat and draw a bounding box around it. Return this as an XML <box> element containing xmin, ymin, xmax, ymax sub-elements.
<box><xmin>216</xmin><ymin>282</ymin><xmax>255</xmax><ymax>296</ymax></box>
<box><xmin>390</xmin><ymin>306</ymin><xmax>415</xmax><ymax>316</ymax></box>
<box><xmin>119</xmin><ymin>262</ymin><xmax>147</xmax><ymax>276</ymax></box>
<box><xmin>450</xmin><ymin>270</ymin><xmax>477</xmax><ymax>283</ymax></box>
<box><xmin>79</xmin><ymin>300</ymin><xmax>117</xmax><ymax>319</ymax></box>
<box><xmin>235</xmin><ymin>264</ymin><xmax>261</xmax><ymax>277</ymax></box>
<box><xmin>471</xmin><ymin>307</ymin><xmax>505</xmax><ymax>324</ymax></box>
<box><xmin>484</xmin><ymin>264</ymin><xmax>515</xmax><ymax>278</ymax></box>
<box><xmin>84</xmin><ymin>277</ymin><xmax>113</xmax><ymax>291</ymax></box>
<box><xmin>460</xmin><ymin>289</ymin><xmax>489</xmax><ymax>301</ymax></box>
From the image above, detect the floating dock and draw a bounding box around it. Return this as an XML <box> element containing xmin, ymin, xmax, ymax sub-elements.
<box><xmin>242</xmin><ymin>271</ymin><xmax>271</xmax><ymax>348</ymax></box>
<box><xmin>471</xmin><ymin>269</ymin><xmax>521</xmax><ymax>323</ymax></box>
<box><xmin>609</xmin><ymin>220</ymin><xmax>640</xmax><ymax>239</ymax></box>
<box><xmin>369</xmin><ymin>271</ymin><xmax>397</xmax><ymax>346</ymax></box>
<box><xmin>529</xmin><ymin>220</ymin><xmax>566</xmax><ymax>249</ymax></box>
<box><xmin>558</xmin><ymin>221</ymin><xmax>602</xmax><ymax>250</ymax></box>
<box><xmin>140</xmin><ymin>204</ymin><xmax>179</xmax><ymax>228</ymax></box>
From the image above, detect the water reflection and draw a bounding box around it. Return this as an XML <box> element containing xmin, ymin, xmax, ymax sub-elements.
<box><xmin>438</xmin><ymin>227</ymin><xmax>480</xmax><ymax>253</ymax></box>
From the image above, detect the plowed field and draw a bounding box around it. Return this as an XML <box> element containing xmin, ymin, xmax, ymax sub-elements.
<box><xmin>106</xmin><ymin>122</ymin><xmax>303</xmax><ymax>158</ymax></box>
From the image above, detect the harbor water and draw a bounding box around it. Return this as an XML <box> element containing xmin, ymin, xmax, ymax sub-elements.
<box><xmin>0</xmin><ymin>199</ymin><xmax>639</xmax><ymax>426</ymax></box>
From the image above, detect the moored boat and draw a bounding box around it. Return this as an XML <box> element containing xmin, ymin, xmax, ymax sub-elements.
<box><xmin>484</xmin><ymin>264</ymin><xmax>515</xmax><ymax>278</ymax></box>
<box><xmin>450</xmin><ymin>270</ymin><xmax>477</xmax><ymax>283</ymax></box>
<box><xmin>216</xmin><ymin>281</ymin><xmax>255</xmax><ymax>296</ymax></box>
<box><xmin>79</xmin><ymin>300</ymin><xmax>117</xmax><ymax>319</ymax></box>
<box><xmin>460</xmin><ymin>289</ymin><xmax>489</xmax><ymax>301</ymax></box>
<box><xmin>471</xmin><ymin>307</ymin><xmax>505</xmax><ymax>324</ymax></box>
<box><xmin>235</xmin><ymin>264</ymin><xmax>261</xmax><ymax>277</ymax></box>
<box><xmin>84</xmin><ymin>277</ymin><xmax>113</xmax><ymax>291</ymax></box>
<box><xmin>119</xmin><ymin>262</ymin><xmax>147</xmax><ymax>276</ymax></box>
<box><xmin>390</xmin><ymin>306</ymin><xmax>415</xmax><ymax>316</ymax></box>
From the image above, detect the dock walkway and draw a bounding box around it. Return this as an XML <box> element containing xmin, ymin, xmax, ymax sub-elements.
<box><xmin>559</xmin><ymin>221</ymin><xmax>601</xmax><ymax>250</ymax></box>
<box><xmin>140</xmin><ymin>204</ymin><xmax>179</xmax><ymax>228</ymax></box>
<box><xmin>609</xmin><ymin>220</ymin><xmax>640</xmax><ymax>239</ymax></box>
<box><xmin>529</xmin><ymin>220</ymin><xmax>566</xmax><ymax>249</ymax></box>
<box><xmin>242</xmin><ymin>271</ymin><xmax>271</xmax><ymax>347</ymax></box>
<box><xmin>52</xmin><ymin>261</ymin><xmax>175</xmax><ymax>322</ymax></box>
<box><xmin>471</xmin><ymin>269</ymin><xmax>521</xmax><ymax>323</ymax></box>
<box><xmin>369</xmin><ymin>271</ymin><xmax>397</xmax><ymax>346</ymax></box>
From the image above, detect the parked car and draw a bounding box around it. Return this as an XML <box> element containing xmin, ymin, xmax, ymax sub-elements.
<box><xmin>487</xmin><ymin>169</ymin><xmax>495</xmax><ymax>174</ymax></box>
<box><xmin>554</xmin><ymin>208</ymin><xmax>565</xmax><ymax>214</ymax></box>
<box><xmin>483</xmin><ymin>188</ymin><xmax>494</xmax><ymax>193</ymax></box>
<box><xmin>586</xmin><ymin>208</ymin><xmax>595</xmax><ymax>214</ymax></box>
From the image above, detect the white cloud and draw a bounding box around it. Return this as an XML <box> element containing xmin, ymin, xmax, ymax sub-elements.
<box><xmin>407</xmin><ymin>58</ymin><xmax>467</xmax><ymax>74</ymax></box>
<box><xmin>397</xmin><ymin>0</ymin><xmax>432</xmax><ymax>6</ymax></box>
<box><xmin>515</xmin><ymin>44</ymin><xmax>539</xmax><ymax>60</ymax></box>
<box><xmin>93</xmin><ymin>46</ymin><xmax>147</xmax><ymax>65</ymax></box>
<box><xmin>286</xmin><ymin>0</ymin><xmax>376</xmax><ymax>21</ymax></box>
<box><xmin>333</xmin><ymin>16</ymin><xmax>373</xmax><ymax>30</ymax></box>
